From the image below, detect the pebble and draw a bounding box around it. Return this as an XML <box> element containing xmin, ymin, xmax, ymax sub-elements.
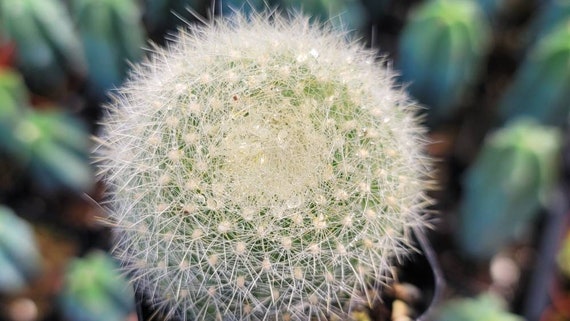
<box><xmin>389</xmin><ymin>282</ymin><xmax>422</xmax><ymax>321</ymax></box>
<box><xmin>392</xmin><ymin>299</ymin><xmax>414</xmax><ymax>320</ymax></box>
<box><xmin>8</xmin><ymin>298</ymin><xmax>38</xmax><ymax>321</ymax></box>
<box><xmin>393</xmin><ymin>283</ymin><xmax>422</xmax><ymax>304</ymax></box>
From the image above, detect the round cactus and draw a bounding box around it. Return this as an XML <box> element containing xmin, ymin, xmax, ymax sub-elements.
<box><xmin>95</xmin><ymin>13</ymin><xmax>433</xmax><ymax>320</ymax></box>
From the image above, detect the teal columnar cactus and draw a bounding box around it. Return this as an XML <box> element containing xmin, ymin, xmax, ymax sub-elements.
<box><xmin>398</xmin><ymin>0</ymin><xmax>490</xmax><ymax>125</ymax></box>
<box><xmin>70</xmin><ymin>0</ymin><xmax>146</xmax><ymax>98</ymax></box>
<box><xmin>0</xmin><ymin>205</ymin><xmax>41</xmax><ymax>292</ymax></box>
<box><xmin>0</xmin><ymin>0</ymin><xmax>86</xmax><ymax>95</ymax></box>
<box><xmin>459</xmin><ymin>119</ymin><xmax>561</xmax><ymax>259</ymax></box>
<box><xmin>0</xmin><ymin>69</ymin><xmax>92</xmax><ymax>191</ymax></box>
<box><xmin>528</xmin><ymin>0</ymin><xmax>570</xmax><ymax>46</ymax></box>
<box><xmin>95</xmin><ymin>13</ymin><xmax>433</xmax><ymax>320</ymax></box>
<box><xmin>60</xmin><ymin>251</ymin><xmax>135</xmax><ymax>321</ymax></box>
<box><xmin>475</xmin><ymin>0</ymin><xmax>508</xmax><ymax>19</ymax></box>
<box><xmin>499</xmin><ymin>23</ymin><xmax>570</xmax><ymax>126</ymax></box>
<box><xmin>278</xmin><ymin>0</ymin><xmax>367</xmax><ymax>31</ymax></box>
<box><xmin>143</xmin><ymin>0</ymin><xmax>204</xmax><ymax>40</ymax></box>
<box><xmin>433</xmin><ymin>294</ymin><xmax>524</xmax><ymax>321</ymax></box>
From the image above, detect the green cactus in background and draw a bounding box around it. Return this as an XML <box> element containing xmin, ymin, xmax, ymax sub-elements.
<box><xmin>15</xmin><ymin>110</ymin><xmax>94</xmax><ymax>191</ymax></box>
<box><xmin>278</xmin><ymin>0</ymin><xmax>367</xmax><ymax>31</ymax></box>
<box><xmin>0</xmin><ymin>68</ymin><xmax>28</xmax><ymax>118</ymax></box>
<box><xmin>527</xmin><ymin>0</ymin><xmax>570</xmax><ymax>46</ymax></box>
<box><xmin>0</xmin><ymin>69</ymin><xmax>93</xmax><ymax>192</ymax></box>
<box><xmin>95</xmin><ymin>12</ymin><xmax>433</xmax><ymax>320</ymax></box>
<box><xmin>0</xmin><ymin>205</ymin><xmax>42</xmax><ymax>292</ymax></box>
<box><xmin>0</xmin><ymin>0</ymin><xmax>86</xmax><ymax>96</ymax></box>
<box><xmin>499</xmin><ymin>23</ymin><xmax>570</xmax><ymax>126</ymax></box>
<box><xmin>70</xmin><ymin>0</ymin><xmax>146</xmax><ymax>99</ymax></box>
<box><xmin>398</xmin><ymin>0</ymin><xmax>490</xmax><ymax>125</ymax></box>
<box><xmin>432</xmin><ymin>294</ymin><xmax>524</xmax><ymax>321</ymax></box>
<box><xmin>475</xmin><ymin>0</ymin><xmax>508</xmax><ymax>19</ymax></box>
<box><xmin>459</xmin><ymin>119</ymin><xmax>561</xmax><ymax>259</ymax></box>
<box><xmin>59</xmin><ymin>251</ymin><xmax>135</xmax><ymax>321</ymax></box>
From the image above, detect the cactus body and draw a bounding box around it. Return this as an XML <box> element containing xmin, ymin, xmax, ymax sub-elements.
<box><xmin>0</xmin><ymin>69</ymin><xmax>93</xmax><ymax>191</ymax></box>
<box><xmin>499</xmin><ymin>23</ymin><xmax>570</xmax><ymax>126</ymax></box>
<box><xmin>459</xmin><ymin>119</ymin><xmax>561</xmax><ymax>259</ymax></box>
<box><xmin>398</xmin><ymin>0</ymin><xmax>489</xmax><ymax>125</ymax></box>
<box><xmin>71</xmin><ymin>0</ymin><xmax>146</xmax><ymax>99</ymax></box>
<box><xmin>60</xmin><ymin>251</ymin><xmax>135</xmax><ymax>321</ymax></box>
<box><xmin>0</xmin><ymin>206</ymin><xmax>41</xmax><ymax>292</ymax></box>
<box><xmin>96</xmin><ymin>13</ymin><xmax>433</xmax><ymax>320</ymax></box>
<box><xmin>278</xmin><ymin>0</ymin><xmax>367</xmax><ymax>31</ymax></box>
<box><xmin>528</xmin><ymin>0</ymin><xmax>570</xmax><ymax>46</ymax></box>
<box><xmin>433</xmin><ymin>294</ymin><xmax>524</xmax><ymax>321</ymax></box>
<box><xmin>0</xmin><ymin>0</ymin><xmax>86</xmax><ymax>95</ymax></box>
<box><xmin>143</xmin><ymin>0</ymin><xmax>205</xmax><ymax>41</ymax></box>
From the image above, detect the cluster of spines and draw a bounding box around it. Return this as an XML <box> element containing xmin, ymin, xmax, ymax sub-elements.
<box><xmin>95</xmin><ymin>13</ymin><xmax>432</xmax><ymax>321</ymax></box>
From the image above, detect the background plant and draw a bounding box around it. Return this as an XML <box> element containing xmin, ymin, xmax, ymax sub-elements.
<box><xmin>0</xmin><ymin>0</ymin><xmax>568</xmax><ymax>321</ymax></box>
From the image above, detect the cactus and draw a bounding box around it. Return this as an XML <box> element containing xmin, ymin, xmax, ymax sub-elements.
<box><xmin>527</xmin><ymin>0</ymin><xmax>570</xmax><ymax>46</ymax></box>
<box><xmin>219</xmin><ymin>0</ymin><xmax>273</xmax><ymax>15</ymax></box>
<box><xmin>0</xmin><ymin>69</ymin><xmax>93</xmax><ymax>191</ymax></box>
<box><xmin>499</xmin><ymin>23</ymin><xmax>570</xmax><ymax>126</ymax></box>
<box><xmin>70</xmin><ymin>0</ymin><xmax>146</xmax><ymax>99</ymax></box>
<box><xmin>142</xmin><ymin>0</ymin><xmax>205</xmax><ymax>41</ymax></box>
<box><xmin>0</xmin><ymin>0</ymin><xmax>86</xmax><ymax>96</ymax></box>
<box><xmin>558</xmin><ymin>231</ymin><xmax>570</xmax><ymax>279</ymax></box>
<box><xmin>95</xmin><ymin>13</ymin><xmax>433</xmax><ymax>320</ymax></box>
<box><xmin>59</xmin><ymin>251</ymin><xmax>135</xmax><ymax>321</ymax></box>
<box><xmin>398</xmin><ymin>0</ymin><xmax>490</xmax><ymax>125</ymax></box>
<box><xmin>278</xmin><ymin>0</ymin><xmax>367</xmax><ymax>31</ymax></box>
<box><xmin>459</xmin><ymin>119</ymin><xmax>561</xmax><ymax>259</ymax></box>
<box><xmin>432</xmin><ymin>294</ymin><xmax>524</xmax><ymax>321</ymax></box>
<box><xmin>18</xmin><ymin>110</ymin><xmax>94</xmax><ymax>191</ymax></box>
<box><xmin>475</xmin><ymin>0</ymin><xmax>508</xmax><ymax>20</ymax></box>
<box><xmin>0</xmin><ymin>205</ymin><xmax>42</xmax><ymax>292</ymax></box>
<box><xmin>0</xmin><ymin>68</ymin><xmax>28</xmax><ymax>119</ymax></box>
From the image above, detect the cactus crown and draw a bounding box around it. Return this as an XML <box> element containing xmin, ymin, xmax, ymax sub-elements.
<box><xmin>95</xmin><ymin>12</ymin><xmax>433</xmax><ymax>321</ymax></box>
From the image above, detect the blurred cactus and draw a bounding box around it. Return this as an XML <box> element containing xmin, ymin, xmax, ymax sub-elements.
<box><xmin>527</xmin><ymin>0</ymin><xmax>570</xmax><ymax>45</ymax></box>
<box><xmin>398</xmin><ymin>0</ymin><xmax>490</xmax><ymax>125</ymax></box>
<box><xmin>0</xmin><ymin>205</ymin><xmax>42</xmax><ymax>292</ymax></box>
<box><xmin>59</xmin><ymin>251</ymin><xmax>135</xmax><ymax>321</ymax></box>
<box><xmin>359</xmin><ymin>0</ymin><xmax>390</xmax><ymax>20</ymax></box>
<box><xmin>558</xmin><ymin>231</ymin><xmax>570</xmax><ymax>279</ymax></box>
<box><xmin>70</xmin><ymin>0</ymin><xmax>146</xmax><ymax>100</ymax></box>
<box><xmin>459</xmin><ymin>119</ymin><xmax>562</xmax><ymax>259</ymax></box>
<box><xmin>476</xmin><ymin>0</ymin><xmax>508</xmax><ymax>19</ymax></box>
<box><xmin>17</xmin><ymin>111</ymin><xmax>94</xmax><ymax>191</ymax></box>
<box><xmin>142</xmin><ymin>0</ymin><xmax>206</xmax><ymax>41</ymax></box>
<box><xmin>95</xmin><ymin>12</ymin><xmax>433</xmax><ymax>320</ymax></box>
<box><xmin>0</xmin><ymin>68</ymin><xmax>28</xmax><ymax>118</ymax></box>
<box><xmin>499</xmin><ymin>22</ymin><xmax>570</xmax><ymax>126</ymax></box>
<box><xmin>279</xmin><ymin>0</ymin><xmax>367</xmax><ymax>30</ymax></box>
<box><xmin>0</xmin><ymin>0</ymin><xmax>86</xmax><ymax>96</ymax></box>
<box><xmin>0</xmin><ymin>69</ymin><xmax>93</xmax><ymax>192</ymax></box>
<box><xmin>433</xmin><ymin>294</ymin><xmax>524</xmax><ymax>321</ymax></box>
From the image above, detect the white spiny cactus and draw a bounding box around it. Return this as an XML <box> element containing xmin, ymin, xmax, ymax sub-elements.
<box><xmin>95</xmin><ymin>12</ymin><xmax>433</xmax><ymax>321</ymax></box>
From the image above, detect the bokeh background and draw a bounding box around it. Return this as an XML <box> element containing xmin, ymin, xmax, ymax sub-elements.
<box><xmin>0</xmin><ymin>0</ymin><xmax>569</xmax><ymax>320</ymax></box>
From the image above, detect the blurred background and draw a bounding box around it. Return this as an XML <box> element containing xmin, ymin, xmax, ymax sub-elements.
<box><xmin>0</xmin><ymin>0</ymin><xmax>569</xmax><ymax>320</ymax></box>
